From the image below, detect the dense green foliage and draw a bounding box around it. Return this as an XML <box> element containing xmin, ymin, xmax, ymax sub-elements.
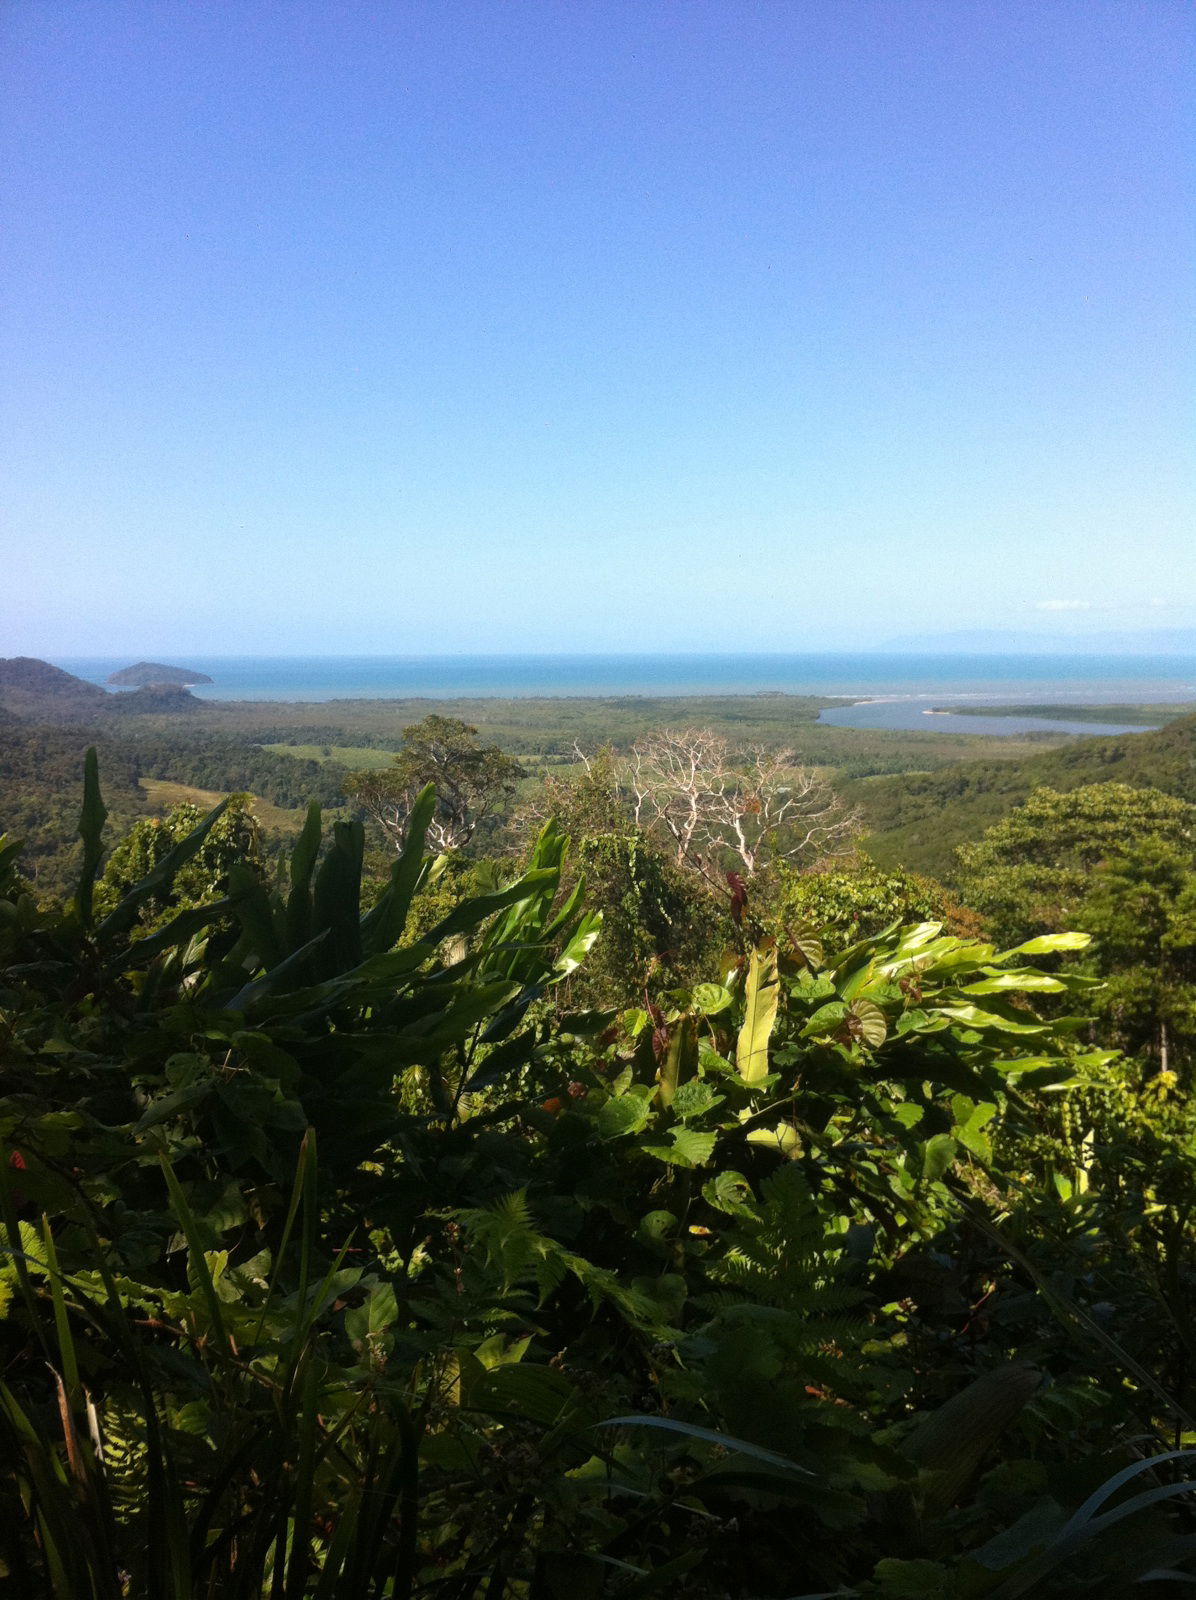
<box><xmin>956</xmin><ymin>783</ymin><xmax>1196</xmax><ymax>946</ymax></box>
<box><xmin>851</xmin><ymin>713</ymin><xmax>1196</xmax><ymax>879</ymax></box>
<box><xmin>957</xmin><ymin>784</ymin><xmax>1196</xmax><ymax>1078</ymax></box>
<box><xmin>763</xmin><ymin>852</ymin><xmax>984</xmax><ymax>945</ymax></box>
<box><xmin>94</xmin><ymin>795</ymin><xmax>267</xmax><ymax>934</ymax></box>
<box><xmin>0</xmin><ymin>724</ymin><xmax>346</xmax><ymax>897</ymax></box>
<box><xmin>0</xmin><ymin>726</ymin><xmax>147</xmax><ymax>896</ymax></box>
<box><xmin>521</xmin><ymin>753</ymin><xmax>724</xmax><ymax>1006</ymax></box>
<box><xmin>7</xmin><ymin>755</ymin><xmax>1196</xmax><ymax>1594</ymax></box>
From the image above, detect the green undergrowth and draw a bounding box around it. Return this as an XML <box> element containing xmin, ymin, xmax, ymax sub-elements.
<box><xmin>4</xmin><ymin>756</ymin><xmax>1196</xmax><ymax>1594</ymax></box>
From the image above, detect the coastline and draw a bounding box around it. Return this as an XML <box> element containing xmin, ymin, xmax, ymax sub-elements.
<box><xmin>48</xmin><ymin>652</ymin><xmax>1196</xmax><ymax>707</ymax></box>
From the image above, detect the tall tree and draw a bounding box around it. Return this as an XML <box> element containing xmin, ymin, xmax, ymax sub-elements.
<box><xmin>956</xmin><ymin>782</ymin><xmax>1196</xmax><ymax>946</ymax></box>
<box><xmin>1075</xmin><ymin>837</ymin><xmax>1196</xmax><ymax>1075</ymax></box>
<box><xmin>344</xmin><ymin>714</ymin><xmax>523</xmax><ymax>852</ymax></box>
<box><xmin>958</xmin><ymin>782</ymin><xmax>1196</xmax><ymax>1075</ymax></box>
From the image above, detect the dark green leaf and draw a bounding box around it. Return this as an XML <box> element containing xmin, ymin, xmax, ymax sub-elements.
<box><xmin>73</xmin><ymin>746</ymin><xmax>108</xmax><ymax>928</ymax></box>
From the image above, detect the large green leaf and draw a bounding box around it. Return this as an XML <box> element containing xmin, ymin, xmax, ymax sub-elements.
<box><xmin>73</xmin><ymin>746</ymin><xmax>108</xmax><ymax>929</ymax></box>
<box><xmin>736</xmin><ymin>944</ymin><xmax>780</xmax><ymax>1085</ymax></box>
<box><xmin>920</xmin><ymin>1133</ymin><xmax>958</xmax><ymax>1182</ymax></box>
<box><xmin>554</xmin><ymin>911</ymin><xmax>602</xmax><ymax>979</ymax></box>
<box><xmin>597</xmin><ymin>1094</ymin><xmax>653</xmax><ymax>1139</ymax></box>
<box><xmin>904</xmin><ymin>1362</ymin><xmax>1041</xmax><ymax>1517</ymax></box>
<box><xmin>481</xmin><ymin>822</ymin><xmax>568</xmax><ymax>959</ymax></box>
<box><xmin>109</xmin><ymin>895</ymin><xmax>238</xmax><ymax>971</ymax></box>
<box><xmin>848</xmin><ymin>996</ymin><xmax>887</xmax><ymax>1048</ymax></box>
<box><xmin>467</xmin><ymin>1363</ymin><xmax>588</xmax><ymax>1429</ymax></box>
<box><xmin>597</xmin><ymin>1415</ymin><xmax>813</xmax><ymax>1476</ymax></box>
<box><xmin>692</xmin><ymin>982</ymin><xmax>734</xmax><ymax>1016</ymax></box>
<box><xmin>958</xmin><ymin>971</ymin><xmax>1067</xmax><ymax>995</ymax></box>
<box><xmin>786</xmin><ymin>919</ymin><xmax>825</xmax><ymax>971</ymax></box>
<box><xmin>641</xmin><ymin>1126</ymin><xmax>715</xmax><ymax>1168</ymax></box>
<box><xmin>934</xmin><ymin>1003</ymin><xmax>1050</xmax><ymax>1035</ymax></box>
<box><xmin>657</xmin><ymin>1016</ymin><xmax>696</xmax><ymax>1108</ymax></box>
<box><xmin>227</xmin><ymin>860</ymin><xmax>284</xmax><ymax>970</ymax></box>
<box><xmin>388</xmin><ymin>979</ymin><xmax>522</xmax><ymax>1061</ymax></box>
<box><xmin>359</xmin><ymin>782</ymin><xmax>435</xmax><ymax>955</ymax></box>
<box><xmin>311</xmin><ymin>819</ymin><xmax>364</xmax><ymax>975</ymax></box>
<box><xmin>745</xmin><ymin>1121</ymin><xmax>801</xmax><ymax>1156</ymax></box>
<box><xmin>223</xmin><ymin>930</ymin><xmax>331</xmax><ymax>1012</ymax></box>
<box><xmin>997</xmin><ymin>932</ymin><xmax>1092</xmax><ymax>958</ymax></box>
<box><xmin>0</xmin><ymin>835</ymin><xmax>25</xmax><ymax>886</ymax></box>
<box><xmin>283</xmin><ymin>800</ymin><xmax>322</xmax><ymax>953</ymax></box>
<box><xmin>426</xmin><ymin>867</ymin><xmax>560</xmax><ymax>946</ymax></box>
<box><xmin>799</xmin><ymin>1001</ymin><xmax>847</xmax><ymax>1039</ymax></box>
<box><xmin>671</xmin><ymin>1079</ymin><xmax>724</xmax><ymax>1121</ymax></box>
<box><xmin>986</xmin><ymin>1449</ymin><xmax>1196</xmax><ymax>1598</ymax></box>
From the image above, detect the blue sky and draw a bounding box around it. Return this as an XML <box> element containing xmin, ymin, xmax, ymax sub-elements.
<box><xmin>1</xmin><ymin>0</ymin><xmax>1192</xmax><ymax>655</ymax></box>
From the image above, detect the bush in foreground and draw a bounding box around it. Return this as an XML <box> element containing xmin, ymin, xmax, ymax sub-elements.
<box><xmin>4</xmin><ymin>758</ymin><xmax>1196</xmax><ymax>1595</ymax></box>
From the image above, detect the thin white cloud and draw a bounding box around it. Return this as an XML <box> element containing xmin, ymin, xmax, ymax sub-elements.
<box><xmin>1035</xmin><ymin>599</ymin><xmax>1091</xmax><ymax>611</ymax></box>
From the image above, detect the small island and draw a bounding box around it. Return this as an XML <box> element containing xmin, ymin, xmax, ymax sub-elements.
<box><xmin>107</xmin><ymin>661</ymin><xmax>213</xmax><ymax>687</ymax></box>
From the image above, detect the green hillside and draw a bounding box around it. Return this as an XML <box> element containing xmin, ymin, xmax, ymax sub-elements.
<box><xmin>0</xmin><ymin>655</ymin><xmax>109</xmax><ymax>720</ymax></box>
<box><xmin>851</xmin><ymin>711</ymin><xmax>1196</xmax><ymax>879</ymax></box>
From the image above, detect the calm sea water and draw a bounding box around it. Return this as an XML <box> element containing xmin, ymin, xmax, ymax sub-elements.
<box><xmin>54</xmin><ymin>653</ymin><xmax>1196</xmax><ymax>738</ymax></box>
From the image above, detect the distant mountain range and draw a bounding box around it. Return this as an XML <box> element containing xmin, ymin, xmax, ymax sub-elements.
<box><xmin>880</xmin><ymin>628</ymin><xmax>1196</xmax><ymax>655</ymax></box>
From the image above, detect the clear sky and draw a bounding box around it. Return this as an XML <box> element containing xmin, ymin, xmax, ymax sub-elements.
<box><xmin>1</xmin><ymin>0</ymin><xmax>1192</xmax><ymax>656</ymax></box>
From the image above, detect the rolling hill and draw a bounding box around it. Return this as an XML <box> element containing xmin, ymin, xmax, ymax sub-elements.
<box><xmin>0</xmin><ymin>657</ymin><xmax>109</xmax><ymax>720</ymax></box>
<box><xmin>850</xmin><ymin>712</ymin><xmax>1196</xmax><ymax>879</ymax></box>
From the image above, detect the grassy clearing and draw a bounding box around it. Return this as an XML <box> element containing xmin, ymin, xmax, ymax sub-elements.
<box><xmin>262</xmin><ymin>743</ymin><xmax>397</xmax><ymax>768</ymax></box>
<box><xmin>139</xmin><ymin>778</ymin><xmax>308</xmax><ymax>834</ymax></box>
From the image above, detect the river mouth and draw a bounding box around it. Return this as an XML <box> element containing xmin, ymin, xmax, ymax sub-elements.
<box><xmin>817</xmin><ymin>697</ymin><xmax>1181</xmax><ymax>738</ymax></box>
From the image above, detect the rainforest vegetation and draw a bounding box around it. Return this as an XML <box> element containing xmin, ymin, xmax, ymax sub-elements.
<box><xmin>5</xmin><ymin>660</ymin><xmax>1196</xmax><ymax>1594</ymax></box>
<box><xmin>8</xmin><ymin>654</ymin><xmax>1194</xmax><ymax>897</ymax></box>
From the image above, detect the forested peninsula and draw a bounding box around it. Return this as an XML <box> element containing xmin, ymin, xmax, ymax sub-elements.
<box><xmin>5</xmin><ymin>653</ymin><xmax>1196</xmax><ymax>1593</ymax></box>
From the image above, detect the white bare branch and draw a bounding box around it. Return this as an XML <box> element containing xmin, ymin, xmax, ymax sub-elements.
<box><xmin>622</xmin><ymin>728</ymin><xmax>858</xmax><ymax>886</ymax></box>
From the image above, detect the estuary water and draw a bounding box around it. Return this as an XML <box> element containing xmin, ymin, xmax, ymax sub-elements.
<box><xmin>816</xmin><ymin>701</ymin><xmax>1170</xmax><ymax>737</ymax></box>
<box><xmin>55</xmin><ymin>653</ymin><xmax>1196</xmax><ymax>737</ymax></box>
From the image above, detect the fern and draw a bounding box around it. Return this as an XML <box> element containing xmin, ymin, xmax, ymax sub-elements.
<box><xmin>684</xmin><ymin>1166</ymin><xmax>891</xmax><ymax>1455</ymax></box>
<box><xmin>453</xmin><ymin>1191</ymin><xmax>676</xmax><ymax>1332</ymax></box>
<box><xmin>95</xmin><ymin>1388</ymin><xmax>150</xmax><ymax>1522</ymax></box>
<box><xmin>454</xmin><ymin>1189</ymin><xmax>541</xmax><ymax>1293</ymax></box>
<box><xmin>705</xmin><ymin>1166</ymin><xmax>863</xmax><ymax>1304</ymax></box>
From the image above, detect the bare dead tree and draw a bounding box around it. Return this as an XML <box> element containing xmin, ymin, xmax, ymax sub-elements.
<box><xmin>625</xmin><ymin>727</ymin><xmax>858</xmax><ymax>887</ymax></box>
<box><xmin>629</xmin><ymin>728</ymin><xmax>725</xmax><ymax>868</ymax></box>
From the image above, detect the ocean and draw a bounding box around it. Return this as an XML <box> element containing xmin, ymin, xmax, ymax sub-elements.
<box><xmin>54</xmin><ymin>653</ymin><xmax>1196</xmax><ymax>738</ymax></box>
